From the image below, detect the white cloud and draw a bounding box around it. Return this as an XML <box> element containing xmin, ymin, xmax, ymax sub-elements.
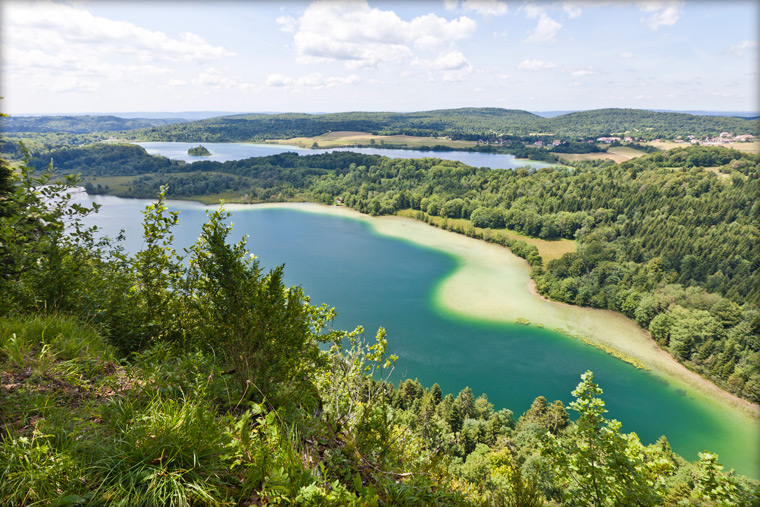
<box><xmin>433</xmin><ymin>51</ymin><xmax>470</xmax><ymax>71</ymax></box>
<box><xmin>461</xmin><ymin>0</ymin><xmax>508</xmax><ymax>16</ymax></box>
<box><xmin>276</xmin><ymin>15</ymin><xmax>298</xmax><ymax>33</ymax></box>
<box><xmin>193</xmin><ymin>70</ymin><xmax>256</xmax><ymax>93</ymax></box>
<box><xmin>637</xmin><ymin>1</ymin><xmax>684</xmax><ymax>30</ymax></box>
<box><xmin>413</xmin><ymin>50</ymin><xmax>473</xmax><ymax>81</ymax></box>
<box><xmin>562</xmin><ymin>2</ymin><xmax>583</xmax><ymax>19</ymax></box>
<box><xmin>2</xmin><ymin>0</ymin><xmax>234</xmax><ymax>99</ymax></box>
<box><xmin>289</xmin><ymin>0</ymin><xmax>476</xmax><ymax>69</ymax></box>
<box><xmin>726</xmin><ymin>40</ymin><xmax>757</xmax><ymax>56</ymax></box>
<box><xmin>266</xmin><ymin>72</ymin><xmax>360</xmax><ymax>89</ymax></box>
<box><xmin>521</xmin><ymin>3</ymin><xmax>546</xmax><ymax>19</ymax></box>
<box><xmin>619</xmin><ymin>51</ymin><xmax>634</xmax><ymax>59</ymax></box>
<box><xmin>48</xmin><ymin>76</ymin><xmax>101</xmax><ymax>94</ymax></box>
<box><xmin>569</xmin><ymin>67</ymin><xmax>598</xmax><ymax>76</ymax></box>
<box><xmin>6</xmin><ymin>1</ymin><xmax>234</xmax><ymax>62</ymax></box>
<box><xmin>525</xmin><ymin>14</ymin><xmax>562</xmax><ymax>43</ymax></box>
<box><xmin>519</xmin><ymin>59</ymin><xmax>556</xmax><ymax>71</ymax></box>
<box><xmin>443</xmin><ymin>0</ymin><xmax>459</xmax><ymax>11</ymax></box>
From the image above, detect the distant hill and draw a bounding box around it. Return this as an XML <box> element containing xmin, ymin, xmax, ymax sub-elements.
<box><xmin>120</xmin><ymin>107</ymin><xmax>758</xmax><ymax>143</ymax></box>
<box><xmin>549</xmin><ymin>108</ymin><xmax>759</xmax><ymax>138</ymax></box>
<box><xmin>5</xmin><ymin>108</ymin><xmax>757</xmax><ymax>141</ymax></box>
<box><xmin>81</xmin><ymin>111</ymin><xmax>247</xmax><ymax>121</ymax></box>
<box><xmin>122</xmin><ymin>108</ymin><xmax>547</xmax><ymax>142</ymax></box>
<box><xmin>0</xmin><ymin>115</ymin><xmax>187</xmax><ymax>134</ymax></box>
<box><xmin>649</xmin><ymin>109</ymin><xmax>760</xmax><ymax>118</ymax></box>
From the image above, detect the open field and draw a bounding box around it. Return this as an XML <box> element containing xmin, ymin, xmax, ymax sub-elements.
<box><xmin>648</xmin><ymin>140</ymin><xmax>759</xmax><ymax>153</ymax></box>
<box><xmin>267</xmin><ymin>130</ymin><xmax>478</xmax><ymax>149</ymax></box>
<box><xmin>396</xmin><ymin>210</ymin><xmax>575</xmax><ymax>263</ymax></box>
<box><xmin>607</xmin><ymin>146</ymin><xmax>649</xmax><ymax>159</ymax></box>
<box><xmin>556</xmin><ymin>145</ymin><xmax>648</xmax><ymax>163</ymax></box>
<box><xmin>726</xmin><ymin>141</ymin><xmax>760</xmax><ymax>153</ymax></box>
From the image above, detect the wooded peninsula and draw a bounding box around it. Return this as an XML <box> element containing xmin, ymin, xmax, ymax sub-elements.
<box><xmin>1</xmin><ymin>107</ymin><xmax>759</xmax><ymax>505</ymax></box>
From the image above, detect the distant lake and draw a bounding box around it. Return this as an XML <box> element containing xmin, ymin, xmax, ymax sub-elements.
<box><xmin>135</xmin><ymin>141</ymin><xmax>555</xmax><ymax>170</ymax></box>
<box><xmin>76</xmin><ymin>194</ymin><xmax>759</xmax><ymax>478</ymax></box>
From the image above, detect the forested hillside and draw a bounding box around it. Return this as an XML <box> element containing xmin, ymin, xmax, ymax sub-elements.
<box><xmin>31</xmin><ymin>143</ymin><xmax>760</xmax><ymax>404</ymax></box>
<box><xmin>1</xmin><ymin>155</ymin><xmax>757</xmax><ymax>505</ymax></box>
<box><xmin>0</xmin><ymin>115</ymin><xmax>186</xmax><ymax>133</ymax></box>
<box><xmin>121</xmin><ymin>108</ymin><xmax>758</xmax><ymax>143</ymax></box>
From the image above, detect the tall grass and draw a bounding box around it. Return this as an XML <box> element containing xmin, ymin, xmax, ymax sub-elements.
<box><xmin>0</xmin><ymin>313</ymin><xmax>115</xmax><ymax>364</ymax></box>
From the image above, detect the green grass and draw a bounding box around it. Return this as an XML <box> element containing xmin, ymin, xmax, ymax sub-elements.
<box><xmin>0</xmin><ymin>314</ymin><xmax>115</xmax><ymax>365</ymax></box>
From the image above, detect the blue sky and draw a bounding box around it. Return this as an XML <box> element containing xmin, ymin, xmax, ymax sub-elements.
<box><xmin>1</xmin><ymin>0</ymin><xmax>757</xmax><ymax>114</ymax></box>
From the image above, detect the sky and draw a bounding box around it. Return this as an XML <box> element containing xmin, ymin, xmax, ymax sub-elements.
<box><xmin>1</xmin><ymin>0</ymin><xmax>758</xmax><ymax>115</ymax></box>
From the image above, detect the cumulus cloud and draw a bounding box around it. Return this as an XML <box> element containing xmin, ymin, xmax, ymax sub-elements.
<box><xmin>461</xmin><ymin>0</ymin><xmax>508</xmax><ymax>16</ymax></box>
<box><xmin>443</xmin><ymin>0</ymin><xmax>459</xmax><ymax>11</ymax></box>
<box><xmin>568</xmin><ymin>67</ymin><xmax>597</xmax><ymax>76</ymax></box>
<box><xmin>525</xmin><ymin>14</ymin><xmax>562</xmax><ymax>43</ymax></box>
<box><xmin>7</xmin><ymin>1</ymin><xmax>233</xmax><ymax>62</ymax></box>
<box><xmin>266</xmin><ymin>72</ymin><xmax>360</xmax><ymax>89</ymax></box>
<box><xmin>3</xmin><ymin>1</ymin><xmax>234</xmax><ymax>98</ymax></box>
<box><xmin>48</xmin><ymin>76</ymin><xmax>101</xmax><ymax>94</ymax></box>
<box><xmin>519</xmin><ymin>59</ymin><xmax>556</xmax><ymax>71</ymax></box>
<box><xmin>521</xmin><ymin>3</ymin><xmax>546</xmax><ymax>19</ymax></box>
<box><xmin>287</xmin><ymin>0</ymin><xmax>476</xmax><ymax>69</ymax></box>
<box><xmin>637</xmin><ymin>1</ymin><xmax>684</xmax><ymax>30</ymax></box>
<box><xmin>562</xmin><ymin>2</ymin><xmax>583</xmax><ymax>19</ymax></box>
<box><xmin>276</xmin><ymin>15</ymin><xmax>298</xmax><ymax>33</ymax></box>
<box><xmin>413</xmin><ymin>50</ymin><xmax>473</xmax><ymax>81</ymax></box>
<box><xmin>726</xmin><ymin>40</ymin><xmax>757</xmax><ymax>56</ymax></box>
<box><xmin>520</xmin><ymin>4</ymin><xmax>562</xmax><ymax>43</ymax></box>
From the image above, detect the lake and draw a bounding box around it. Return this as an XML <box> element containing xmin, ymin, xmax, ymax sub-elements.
<box><xmin>77</xmin><ymin>194</ymin><xmax>759</xmax><ymax>478</ymax></box>
<box><xmin>136</xmin><ymin>141</ymin><xmax>555</xmax><ymax>169</ymax></box>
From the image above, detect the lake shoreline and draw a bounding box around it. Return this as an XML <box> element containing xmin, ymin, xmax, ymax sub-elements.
<box><xmin>131</xmin><ymin>140</ymin><xmax>558</xmax><ymax>169</ymax></box>
<box><xmin>242</xmin><ymin>201</ymin><xmax>759</xmax><ymax>423</ymax></box>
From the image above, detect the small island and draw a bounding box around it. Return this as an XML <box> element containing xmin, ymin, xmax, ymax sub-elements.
<box><xmin>187</xmin><ymin>144</ymin><xmax>211</xmax><ymax>156</ymax></box>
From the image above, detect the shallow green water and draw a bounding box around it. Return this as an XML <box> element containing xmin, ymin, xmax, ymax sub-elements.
<box><xmin>79</xmin><ymin>194</ymin><xmax>759</xmax><ymax>477</ymax></box>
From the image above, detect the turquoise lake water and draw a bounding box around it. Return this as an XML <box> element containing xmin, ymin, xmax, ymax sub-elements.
<box><xmin>136</xmin><ymin>141</ymin><xmax>554</xmax><ymax>169</ymax></box>
<box><xmin>77</xmin><ymin>194</ymin><xmax>759</xmax><ymax>478</ymax></box>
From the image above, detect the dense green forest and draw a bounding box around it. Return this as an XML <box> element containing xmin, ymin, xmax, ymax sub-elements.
<box><xmin>28</xmin><ymin>142</ymin><xmax>760</xmax><ymax>404</ymax></box>
<box><xmin>0</xmin><ymin>115</ymin><xmax>186</xmax><ymax>134</ymax></box>
<box><xmin>120</xmin><ymin>108</ymin><xmax>758</xmax><ymax>143</ymax></box>
<box><xmin>1</xmin><ymin>154</ymin><xmax>758</xmax><ymax>505</ymax></box>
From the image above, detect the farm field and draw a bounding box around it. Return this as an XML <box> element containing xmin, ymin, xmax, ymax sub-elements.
<box><xmin>648</xmin><ymin>140</ymin><xmax>759</xmax><ymax>153</ymax></box>
<box><xmin>556</xmin><ymin>145</ymin><xmax>648</xmax><ymax>163</ymax></box>
<box><xmin>267</xmin><ymin>130</ymin><xmax>478</xmax><ymax>149</ymax></box>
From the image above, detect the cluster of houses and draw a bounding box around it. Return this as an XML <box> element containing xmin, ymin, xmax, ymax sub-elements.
<box><xmin>678</xmin><ymin>132</ymin><xmax>756</xmax><ymax>146</ymax></box>
<box><xmin>595</xmin><ymin>136</ymin><xmax>639</xmax><ymax>144</ymax></box>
